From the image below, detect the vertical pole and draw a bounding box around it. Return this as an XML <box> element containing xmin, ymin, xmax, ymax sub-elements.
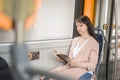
<box><xmin>83</xmin><ymin>0</ymin><xmax>95</xmax><ymax>24</ymax></box>
<box><xmin>105</xmin><ymin>0</ymin><xmax>114</xmax><ymax>80</ymax></box>
<box><xmin>11</xmin><ymin>0</ymin><xmax>30</xmax><ymax>80</ymax></box>
<box><xmin>113</xmin><ymin>0</ymin><xmax>119</xmax><ymax>80</ymax></box>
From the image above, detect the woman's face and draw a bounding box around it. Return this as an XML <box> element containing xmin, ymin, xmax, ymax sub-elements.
<box><xmin>76</xmin><ymin>22</ymin><xmax>88</xmax><ymax>35</ymax></box>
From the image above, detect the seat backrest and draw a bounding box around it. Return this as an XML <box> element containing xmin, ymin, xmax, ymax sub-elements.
<box><xmin>94</xmin><ymin>28</ymin><xmax>104</xmax><ymax>79</ymax></box>
<box><xmin>0</xmin><ymin>56</ymin><xmax>9</xmax><ymax>70</ymax></box>
<box><xmin>0</xmin><ymin>56</ymin><xmax>13</xmax><ymax>80</ymax></box>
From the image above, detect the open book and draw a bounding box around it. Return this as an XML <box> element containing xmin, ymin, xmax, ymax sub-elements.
<box><xmin>56</xmin><ymin>54</ymin><xmax>71</xmax><ymax>62</ymax></box>
<box><xmin>51</xmin><ymin>49</ymin><xmax>71</xmax><ymax>62</ymax></box>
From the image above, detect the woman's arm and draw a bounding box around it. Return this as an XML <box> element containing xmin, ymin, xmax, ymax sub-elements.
<box><xmin>68</xmin><ymin>43</ymin><xmax>99</xmax><ymax>71</ymax></box>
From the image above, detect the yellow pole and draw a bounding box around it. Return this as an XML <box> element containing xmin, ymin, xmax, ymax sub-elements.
<box><xmin>83</xmin><ymin>0</ymin><xmax>95</xmax><ymax>24</ymax></box>
<box><xmin>0</xmin><ymin>0</ymin><xmax>3</xmax><ymax>11</ymax></box>
<box><xmin>0</xmin><ymin>0</ymin><xmax>12</xmax><ymax>31</ymax></box>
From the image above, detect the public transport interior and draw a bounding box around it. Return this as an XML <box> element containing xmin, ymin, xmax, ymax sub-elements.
<box><xmin>0</xmin><ymin>0</ymin><xmax>120</xmax><ymax>80</ymax></box>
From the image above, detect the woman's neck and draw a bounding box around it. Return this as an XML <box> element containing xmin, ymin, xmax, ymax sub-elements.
<box><xmin>80</xmin><ymin>33</ymin><xmax>90</xmax><ymax>40</ymax></box>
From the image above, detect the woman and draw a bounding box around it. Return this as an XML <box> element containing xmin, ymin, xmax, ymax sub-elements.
<box><xmin>49</xmin><ymin>16</ymin><xmax>99</xmax><ymax>80</ymax></box>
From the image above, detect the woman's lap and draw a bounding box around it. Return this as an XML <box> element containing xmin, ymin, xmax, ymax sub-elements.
<box><xmin>50</xmin><ymin>66</ymin><xmax>66</xmax><ymax>74</ymax></box>
<box><xmin>50</xmin><ymin>66</ymin><xmax>92</xmax><ymax>80</ymax></box>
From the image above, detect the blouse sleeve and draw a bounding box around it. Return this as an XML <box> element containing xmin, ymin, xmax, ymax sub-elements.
<box><xmin>87</xmin><ymin>43</ymin><xmax>99</xmax><ymax>70</ymax></box>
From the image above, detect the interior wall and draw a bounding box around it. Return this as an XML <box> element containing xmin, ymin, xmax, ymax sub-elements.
<box><xmin>25</xmin><ymin>0</ymin><xmax>75</xmax><ymax>41</ymax></box>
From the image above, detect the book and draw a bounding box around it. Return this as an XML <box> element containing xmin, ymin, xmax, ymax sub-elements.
<box><xmin>51</xmin><ymin>49</ymin><xmax>71</xmax><ymax>62</ymax></box>
<box><xmin>56</xmin><ymin>54</ymin><xmax>70</xmax><ymax>62</ymax></box>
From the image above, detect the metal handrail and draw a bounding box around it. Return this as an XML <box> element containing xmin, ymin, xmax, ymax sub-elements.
<box><xmin>113</xmin><ymin>0</ymin><xmax>119</xmax><ymax>80</ymax></box>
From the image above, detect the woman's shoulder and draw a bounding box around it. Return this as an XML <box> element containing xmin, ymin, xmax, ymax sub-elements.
<box><xmin>71</xmin><ymin>36</ymin><xmax>80</xmax><ymax>44</ymax></box>
<box><xmin>89</xmin><ymin>37</ymin><xmax>99</xmax><ymax>46</ymax></box>
<box><xmin>73</xmin><ymin>36</ymin><xmax>80</xmax><ymax>41</ymax></box>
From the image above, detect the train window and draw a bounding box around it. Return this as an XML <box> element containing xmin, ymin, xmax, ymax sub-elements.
<box><xmin>25</xmin><ymin>0</ymin><xmax>75</xmax><ymax>41</ymax></box>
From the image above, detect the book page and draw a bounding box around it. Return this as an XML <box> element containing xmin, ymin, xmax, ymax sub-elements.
<box><xmin>56</xmin><ymin>54</ymin><xmax>70</xmax><ymax>62</ymax></box>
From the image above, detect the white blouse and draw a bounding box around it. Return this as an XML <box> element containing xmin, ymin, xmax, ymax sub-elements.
<box><xmin>72</xmin><ymin>38</ymin><xmax>89</xmax><ymax>58</ymax></box>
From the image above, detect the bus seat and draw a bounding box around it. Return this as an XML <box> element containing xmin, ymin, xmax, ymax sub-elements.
<box><xmin>0</xmin><ymin>56</ymin><xmax>13</xmax><ymax>80</ymax></box>
<box><xmin>95</xmin><ymin>33</ymin><xmax>103</xmax><ymax>77</ymax></box>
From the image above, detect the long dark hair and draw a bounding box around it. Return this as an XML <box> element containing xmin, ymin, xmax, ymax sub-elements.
<box><xmin>75</xmin><ymin>16</ymin><xmax>96</xmax><ymax>40</ymax></box>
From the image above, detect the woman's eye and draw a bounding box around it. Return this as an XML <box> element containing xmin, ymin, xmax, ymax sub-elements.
<box><xmin>76</xmin><ymin>25</ymin><xmax>80</xmax><ymax>27</ymax></box>
<box><xmin>80</xmin><ymin>25</ymin><xmax>83</xmax><ymax>27</ymax></box>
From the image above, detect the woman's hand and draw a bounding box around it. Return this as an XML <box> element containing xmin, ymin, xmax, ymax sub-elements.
<box><xmin>67</xmin><ymin>59</ymin><xmax>88</xmax><ymax>69</ymax></box>
<box><xmin>66</xmin><ymin>58</ymin><xmax>77</xmax><ymax>67</ymax></box>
